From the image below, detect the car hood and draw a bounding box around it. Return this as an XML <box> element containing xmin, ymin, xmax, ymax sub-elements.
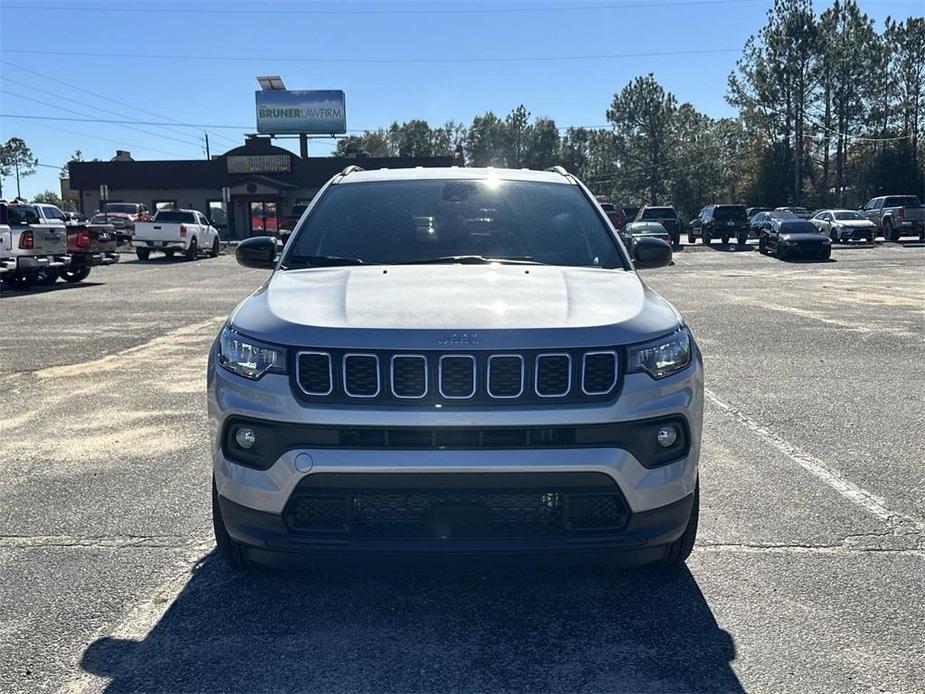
<box><xmin>229</xmin><ymin>265</ymin><xmax>681</xmax><ymax>350</ymax></box>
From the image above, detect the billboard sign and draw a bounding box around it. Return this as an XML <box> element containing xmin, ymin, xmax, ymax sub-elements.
<box><xmin>255</xmin><ymin>90</ymin><xmax>346</xmax><ymax>135</ymax></box>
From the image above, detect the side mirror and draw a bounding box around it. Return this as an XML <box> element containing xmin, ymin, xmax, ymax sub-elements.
<box><xmin>632</xmin><ymin>237</ymin><xmax>673</xmax><ymax>269</ymax></box>
<box><xmin>236</xmin><ymin>236</ymin><xmax>277</xmax><ymax>269</ymax></box>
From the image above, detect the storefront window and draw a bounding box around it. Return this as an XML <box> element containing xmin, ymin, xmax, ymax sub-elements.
<box><xmin>207</xmin><ymin>200</ymin><xmax>227</xmax><ymax>228</ymax></box>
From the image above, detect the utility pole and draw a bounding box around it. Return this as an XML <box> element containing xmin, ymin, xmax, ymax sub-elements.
<box><xmin>14</xmin><ymin>159</ymin><xmax>20</xmax><ymax>198</ymax></box>
<box><xmin>204</xmin><ymin>132</ymin><xmax>211</xmax><ymax>160</ymax></box>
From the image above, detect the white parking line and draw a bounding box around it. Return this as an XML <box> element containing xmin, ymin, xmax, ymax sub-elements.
<box><xmin>704</xmin><ymin>387</ymin><xmax>923</xmax><ymax>534</ymax></box>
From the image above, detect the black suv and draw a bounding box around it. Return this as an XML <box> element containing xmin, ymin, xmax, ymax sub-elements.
<box><xmin>635</xmin><ymin>206</ymin><xmax>680</xmax><ymax>246</ymax></box>
<box><xmin>689</xmin><ymin>205</ymin><xmax>750</xmax><ymax>246</ymax></box>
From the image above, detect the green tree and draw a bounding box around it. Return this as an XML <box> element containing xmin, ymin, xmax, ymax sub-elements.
<box><xmin>33</xmin><ymin>190</ymin><xmax>75</xmax><ymax>211</ymax></box>
<box><xmin>466</xmin><ymin>111</ymin><xmax>507</xmax><ymax>166</ymax></box>
<box><xmin>60</xmin><ymin>149</ymin><xmax>83</xmax><ymax>178</ymax></box>
<box><xmin>0</xmin><ymin>137</ymin><xmax>38</xmax><ymax>198</ymax></box>
<box><xmin>607</xmin><ymin>74</ymin><xmax>677</xmax><ymax>203</ymax></box>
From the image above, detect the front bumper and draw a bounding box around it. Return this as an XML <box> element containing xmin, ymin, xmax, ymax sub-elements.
<box><xmin>209</xmin><ymin>345</ymin><xmax>703</xmax><ymax>557</ymax></box>
<box><xmin>835</xmin><ymin>228</ymin><xmax>874</xmax><ymax>241</ymax></box>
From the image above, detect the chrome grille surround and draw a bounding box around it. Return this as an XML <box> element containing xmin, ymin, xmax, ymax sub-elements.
<box><xmin>294</xmin><ymin>351</ymin><xmax>334</xmax><ymax>397</ymax></box>
<box><xmin>534</xmin><ymin>353</ymin><xmax>572</xmax><ymax>398</ymax></box>
<box><xmin>486</xmin><ymin>354</ymin><xmax>525</xmax><ymax>399</ymax></box>
<box><xmin>342</xmin><ymin>353</ymin><xmax>381</xmax><ymax>398</ymax></box>
<box><xmin>581</xmin><ymin>350</ymin><xmax>618</xmax><ymax>395</ymax></box>
<box><xmin>438</xmin><ymin>354</ymin><xmax>477</xmax><ymax>399</ymax></box>
<box><xmin>390</xmin><ymin>354</ymin><xmax>428</xmax><ymax>399</ymax></box>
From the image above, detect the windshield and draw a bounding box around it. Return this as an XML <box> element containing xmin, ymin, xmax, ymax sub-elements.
<box><xmin>640</xmin><ymin>207</ymin><xmax>677</xmax><ymax>221</ymax></box>
<box><xmin>833</xmin><ymin>211</ymin><xmax>863</xmax><ymax>221</ymax></box>
<box><xmin>769</xmin><ymin>211</ymin><xmax>798</xmax><ymax>220</ymax></box>
<box><xmin>286</xmin><ymin>179</ymin><xmax>625</xmax><ymax>268</ymax></box>
<box><xmin>104</xmin><ymin>203</ymin><xmax>138</xmax><ymax>214</ymax></box>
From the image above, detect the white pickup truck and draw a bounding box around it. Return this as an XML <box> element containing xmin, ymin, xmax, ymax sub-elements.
<box><xmin>0</xmin><ymin>202</ymin><xmax>70</xmax><ymax>289</ymax></box>
<box><xmin>132</xmin><ymin>209</ymin><xmax>220</xmax><ymax>261</ymax></box>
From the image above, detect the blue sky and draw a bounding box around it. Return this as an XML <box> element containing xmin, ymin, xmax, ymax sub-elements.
<box><xmin>0</xmin><ymin>0</ymin><xmax>919</xmax><ymax>199</ymax></box>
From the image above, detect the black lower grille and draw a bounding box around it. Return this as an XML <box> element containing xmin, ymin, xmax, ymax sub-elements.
<box><xmin>284</xmin><ymin>489</ymin><xmax>630</xmax><ymax>538</ymax></box>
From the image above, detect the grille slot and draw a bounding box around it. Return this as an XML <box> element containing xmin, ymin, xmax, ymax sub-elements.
<box><xmin>582</xmin><ymin>351</ymin><xmax>617</xmax><ymax>395</ymax></box>
<box><xmin>535</xmin><ymin>353</ymin><xmax>571</xmax><ymax>397</ymax></box>
<box><xmin>390</xmin><ymin>355</ymin><xmax>427</xmax><ymax>399</ymax></box>
<box><xmin>296</xmin><ymin>352</ymin><xmax>333</xmax><ymax>396</ymax></box>
<box><xmin>343</xmin><ymin>354</ymin><xmax>380</xmax><ymax>398</ymax></box>
<box><xmin>567</xmin><ymin>494</ymin><xmax>628</xmax><ymax>529</ymax></box>
<box><xmin>487</xmin><ymin>354</ymin><xmax>524</xmax><ymax>398</ymax></box>
<box><xmin>439</xmin><ymin>355</ymin><xmax>476</xmax><ymax>399</ymax></box>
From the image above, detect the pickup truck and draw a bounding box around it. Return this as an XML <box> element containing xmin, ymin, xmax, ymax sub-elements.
<box><xmin>0</xmin><ymin>203</ymin><xmax>70</xmax><ymax>288</ymax></box>
<box><xmin>62</xmin><ymin>222</ymin><xmax>120</xmax><ymax>282</ymax></box>
<box><xmin>860</xmin><ymin>195</ymin><xmax>925</xmax><ymax>242</ymax></box>
<box><xmin>132</xmin><ymin>209</ymin><xmax>221</xmax><ymax>261</ymax></box>
<box><xmin>91</xmin><ymin>202</ymin><xmax>152</xmax><ymax>244</ymax></box>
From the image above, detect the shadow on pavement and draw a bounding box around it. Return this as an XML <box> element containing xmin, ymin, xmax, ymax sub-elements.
<box><xmin>0</xmin><ymin>281</ymin><xmax>104</xmax><ymax>298</ymax></box>
<box><xmin>80</xmin><ymin>551</ymin><xmax>742</xmax><ymax>693</ymax></box>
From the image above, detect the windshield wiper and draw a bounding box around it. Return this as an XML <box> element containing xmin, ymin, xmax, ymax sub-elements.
<box><xmin>397</xmin><ymin>255</ymin><xmax>544</xmax><ymax>266</ymax></box>
<box><xmin>282</xmin><ymin>254</ymin><xmax>368</xmax><ymax>268</ymax></box>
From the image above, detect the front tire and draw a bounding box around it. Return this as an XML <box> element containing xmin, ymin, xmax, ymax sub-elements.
<box><xmin>737</xmin><ymin>231</ymin><xmax>747</xmax><ymax>246</ymax></box>
<box><xmin>164</xmin><ymin>249</ymin><xmax>175</xmax><ymax>258</ymax></box>
<box><xmin>212</xmin><ymin>479</ymin><xmax>252</xmax><ymax>571</ymax></box>
<box><xmin>136</xmin><ymin>248</ymin><xmax>150</xmax><ymax>261</ymax></box>
<box><xmin>210</xmin><ymin>237</ymin><xmax>220</xmax><ymax>257</ymax></box>
<box><xmin>703</xmin><ymin>229</ymin><xmax>712</xmax><ymax>245</ymax></box>
<box><xmin>775</xmin><ymin>243</ymin><xmax>786</xmax><ymax>259</ymax></box>
<box><xmin>884</xmin><ymin>219</ymin><xmax>895</xmax><ymax>242</ymax></box>
<box><xmin>185</xmin><ymin>238</ymin><xmax>198</xmax><ymax>261</ymax></box>
<box><xmin>61</xmin><ymin>266</ymin><xmax>91</xmax><ymax>283</ymax></box>
<box><xmin>659</xmin><ymin>482</ymin><xmax>699</xmax><ymax>566</ymax></box>
<box><xmin>687</xmin><ymin>230</ymin><xmax>696</xmax><ymax>245</ymax></box>
<box><xmin>758</xmin><ymin>236</ymin><xmax>767</xmax><ymax>254</ymax></box>
<box><xmin>721</xmin><ymin>234</ymin><xmax>730</xmax><ymax>245</ymax></box>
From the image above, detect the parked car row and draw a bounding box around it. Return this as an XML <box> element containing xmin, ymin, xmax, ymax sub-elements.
<box><xmin>0</xmin><ymin>201</ymin><xmax>120</xmax><ymax>288</ymax></box>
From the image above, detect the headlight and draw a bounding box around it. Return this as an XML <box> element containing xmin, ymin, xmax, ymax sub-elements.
<box><xmin>628</xmin><ymin>328</ymin><xmax>692</xmax><ymax>379</ymax></box>
<box><xmin>783</xmin><ymin>239</ymin><xmax>798</xmax><ymax>245</ymax></box>
<box><xmin>218</xmin><ymin>327</ymin><xmax>287</xmax><ymax>380</ymax></box>
<box><xmin>822</xmin><ymin>238</ymin><xmax>831</xmax><ymax>245</ymax></box>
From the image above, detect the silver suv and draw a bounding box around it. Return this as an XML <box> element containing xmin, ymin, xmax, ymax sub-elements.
<box><xmin>209</xmin><ymin>166</ymin><xmax>703</xmax><ymax>570</ymax></box>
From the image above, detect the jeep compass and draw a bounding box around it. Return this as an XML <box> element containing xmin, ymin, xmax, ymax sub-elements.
<box><xmin>209</xmin><ymin>166</ymin><xmax>703</xmax><ymax>569</ymax></box>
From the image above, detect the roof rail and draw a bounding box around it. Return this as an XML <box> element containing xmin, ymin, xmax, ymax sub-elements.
<box><xmin>340</xmin><ymin>165</ymin><xmax>365</xmax><ymax>176</ymax></box>
<box><xmin>545</xmin><ymin>165</ymin><xmax>570</xmax><ymax>177</ymax></box>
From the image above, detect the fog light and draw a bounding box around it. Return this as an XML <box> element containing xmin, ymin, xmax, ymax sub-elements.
<box><xmin>656</xmin><ymin>424</ymin><xmax>679</xmax><ymax>448</ymax></box>
<box><xmin>234</xmin><ymin>426</ymin><xmax>256</xmax><ymax>449</ymax></box>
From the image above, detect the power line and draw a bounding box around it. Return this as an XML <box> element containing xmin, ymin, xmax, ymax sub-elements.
<box><xmin>0</xmin><ymin>59</ymin><xmax>240</xmax><ymax>148</ymax></box>
<box><xmin>2</xmin><ymin>0</ymin><xmax>763</xmax><ymax>16</ymax></box>
<box><xmin>0</xmin><ymin>47</ymin><xmax>741</xmax><ymax>65</ymax></box>
<box><xmin>2</xmin><ymin>117</ymin><xmax>194</xmax><ymax>159</ymax></box>
<box><xmin>0</xmin><ymin>82</ymin><xmax>206</xmax><ymax>149</ymax></box>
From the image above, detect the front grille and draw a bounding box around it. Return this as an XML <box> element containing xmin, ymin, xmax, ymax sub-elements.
<box><xmin>343</xmin><ymin>354</ymin><xmax>379</xmax><ymax>397</ymax></box>
<box><xmin>535</xmin><ymin>354</ymin><xmax>571</xmax><ymax>397</ymax></box>
<box><xmin>439</xmin><ymin>355</ymin><xmax>476</xmax><ymax>399</ymax></box>
<box><xmin>391</xmin><ymin>355</ymin><xmax>426</xmax><ymax>398</ymax></box>
<box><xmin>487</xmin><ymin>355</ymin><xmax>523</xmax><ymax>398</ymax></box>
<box><xmin>284</xmin><ymin>489</ymin><xmax>629</xmax><ymax>538</ymax></box>
<box><xmin>293</xmin><ymin>348</ymin><xmax>622</xmax><ymax>405</ymax></box>
<box><xmin>582</xmin><ymin>352</ymin><xmax>617</xmax><ymax>395</ymax></box>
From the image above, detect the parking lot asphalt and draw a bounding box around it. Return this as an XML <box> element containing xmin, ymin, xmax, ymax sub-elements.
<box><xmin>1</xmin><ymin>241</ymin><xmax>922</xmax><ymax>693</ymax></box>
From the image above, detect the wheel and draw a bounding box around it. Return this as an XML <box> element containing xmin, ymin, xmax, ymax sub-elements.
<box><xmin>721</xmin><ymin>235</ymin><xmax>729</xmax><ymax>245</ymax></box>
<box><xmin>702</xmin><ymin>229</ymin><xmax>712</xmax><ymax>245</ymax></box>
<box><xmin>884</xmin><ymin>219</ymin><xmax>895</xmax><ymax>242</ymax></box>
<box><xmin>868</xmin><ymin>233</ymin><xmax>875</xmax><ymax>244</ymax></box>
<box><xmin>687</xmin><ymin>230</ymin><xmax>696</xmax><ymax>244</ymax></box>
<box><xmin>830</xmin><ymin>230</ymin><xmax>837</xmax><ymax>242</ymax></box>
<box><xmin>185</xmin><ymin>238</ymin><xmax>198</xmax><ymax>261</ymax></box>
<box><xmin>136</xmin><ymin>248</ymin><xmax>150</xmax><ymax>261</ymax></box>
<box><xmin>212</xmin><ymin>479</ymin><xmax>252</xmax><ymax>571</ymax></box>
<box><xmin>61</xmin><ymin>266</ymin><xmax>91</xmax><ymax>283</ymax></box>
<box><xmin>34</xmin><ymin>269</ymin><xmax>59</xmax><ymax>286</ymax></box>
<box><xmin>737</xmin><ymin>231</ymin><xmax>747</xmax><ymax>246</ymax></box>
<box><xmin>821</xmin><ymin>247</ymin><xmax>831</xmax><ymax>261</ymax></box>
<box><xmin>164</xmin><ymin>249</ymin><xmax>175</xmax><ymax>258</ymax></box>
<box><xmin>659</xmin><ymin>481</ymin><xmax>699</xmax><ymax>566</ymax></box>
<box><xmin>758</xmin><ymin>236</ymin><xmax>767</xmax><ymax>254</ymax></box>
<box><xmin>775</xmin><ymin>242</ymin><xmax>786</xmax><ymax>259</ymax></box>
<box><xmin>210</xmin><ymin>237</ymin><xmax>220</xmax><ymax>258</ymax></box>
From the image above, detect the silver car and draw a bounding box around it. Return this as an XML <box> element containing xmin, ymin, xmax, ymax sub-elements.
<box><xmin>208</xmin><ymin>166</ymin><xmax>703</xmax><ymax>570</ymax></box>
